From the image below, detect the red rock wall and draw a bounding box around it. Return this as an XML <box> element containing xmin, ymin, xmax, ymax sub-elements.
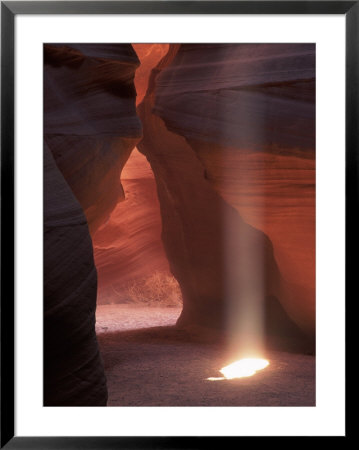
<box><xmin>91</xmin><ymin>44</ymin><xmax>172</xmax><ymax>304</ymax></box>
<box><xmin>138</xmin><ymin>44</ymin><xmax>315</xmax><ymax>346</ymax></box>
<box><xmin>92</xmin><ymin>148</ymin><xmax>172</xmax><ymax>303</ymax></box>
<box><xmin>43</xmin><ymin>43</ymin><xmax>316</xmax><ymax>409</ymax></box>
<box><xmin>132</xmin><ymin>44</ymin><xmax>169</xmax><ymax>105</ymax></box>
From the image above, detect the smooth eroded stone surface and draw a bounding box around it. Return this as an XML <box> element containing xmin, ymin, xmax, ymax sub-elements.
<box><xmin>92</xmin><ymin>44</ymin><xmax>172</xmax><ymax>304</ymax></box>
<box><xmin>44</xmin><ymin>44</ymin><xmax>142</xmax><ymax>233</ymax></box>
<box><xmin>92</xmin><ymin>148</ymin><xmax>172</xmax><ymax>303</ymax></box>
<box><xmin>154</xmin><ymin>44</ymin><xmax>315</xmax><ymax>153</ymax></box>
<box><xmin>132</xmin><ymin>44</ymin><xmax>170</xmax><ymax>105</ymax></box>
<box><xmin>138</xmin><ymin>44</ymin><xmax>315</xmax><ymax>348</ymax></box>
<box><xmin>44</xmin><ymin>144</ymin><xmax>107</xmax><ymax>406</ymax></box>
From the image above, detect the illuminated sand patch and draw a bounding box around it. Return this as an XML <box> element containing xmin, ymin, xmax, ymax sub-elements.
<box><xmin>207</xmin><ymin>358</ymin><xmax>269</xmax><ymax>381</ymax></box>
<box><xmin>95</xmin><ymin>304</ymin><xmax>181</xmax><ymax>334</ymax></box>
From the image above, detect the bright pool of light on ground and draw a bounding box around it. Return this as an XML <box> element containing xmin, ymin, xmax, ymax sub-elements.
<box><xmin>207</xmin><ymin>358</ymin><xmax>269</xmax><ymax>381</ymax></box>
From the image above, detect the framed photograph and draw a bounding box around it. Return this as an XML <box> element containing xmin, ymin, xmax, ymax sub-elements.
<box><xmin>1</xmin><ymin>1</ymin><xmax>354</xmax><ymax>446</ymax></box>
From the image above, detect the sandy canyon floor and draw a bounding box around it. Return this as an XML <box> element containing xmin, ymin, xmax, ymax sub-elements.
<box><xmin>96</xmin><ymin>304</ymin><xmax>181</xmax><ymax>334</ymax></box>
<box><xmin>96</xmin><ymin>305</ymin><xmax>315</xmax><ymax>407</ymax></box>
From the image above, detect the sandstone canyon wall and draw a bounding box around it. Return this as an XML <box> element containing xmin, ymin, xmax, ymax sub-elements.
<box><xmin>44</xmin><ymin>44</ymin><xmax>142</xmax><ymax>404</ymax></box>
<box><xmin>44</xmin><ymin>44</ymin><xmax>142</xmax><ymax>233</ymax></box>
<box><xmin>91</xmin><ymin>44</ymin><xmax>173</xmax><ymax>304</ymax></box>
<box><xmin>138</xmin><ymin>44</ymin><xmax>315</xmax><ymax>347</ymax></box>
<box><xmin>44</xmin><ymin>144</ymin><xmax>107</xmax><ymax>405</ymax></box>
<box><xmin>43</xmin><ymin>42</ymin><xmax>316</xmax><ymax>408</ymax></box>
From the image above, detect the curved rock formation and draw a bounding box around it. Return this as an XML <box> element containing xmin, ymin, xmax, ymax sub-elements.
<box><xmin>44</xmin><ymin>44</ymin><xmax>142</xmax><ymax>233</ymax></box>
<box><xmin>132</xmin><ymin>44</ymin><xmax>169</xmax><ymax>105</ymax></box>
<box><xmin>154</xmin><ymin>44</ymin><xmax>315</xmax><ymax>154</ymax></box>
<box><xmin>44</xmin><ymin>144</ymin><xmax>107</xmax><ymax>406</ymax></box>
<box><xmin>92</xmin><ymin>44</ymin><xmax>172</xmax><ymax>304</ymax></box>
<box><xmin>44</xmin><ymin>44</ymin><xmax>142</xmax><ymax>405</ymax></box>
<box><xmin>93</xmin><ymin>148</ymin><xmax>172</xmax><ymax>303</ymax></box>
<box><xmin>138</xmin><ymin>44</ymin><xmax>315</xmax><ymax>347</ymax></box>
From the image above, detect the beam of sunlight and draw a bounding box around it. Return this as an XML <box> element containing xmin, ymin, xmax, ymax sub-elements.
<box><xmin>224</xmin><ymin>196</ymin><xmax>266</xmax><ymax>368</ymax></box>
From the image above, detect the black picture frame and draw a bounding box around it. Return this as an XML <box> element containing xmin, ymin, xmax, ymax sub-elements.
<box><xmin>1</xmin><ymin>1</ymin><xmax>355</xmax><ymax>447</ymax></box>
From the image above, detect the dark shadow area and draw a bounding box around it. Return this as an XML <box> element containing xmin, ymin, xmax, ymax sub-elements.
<box><xmin>97</xmin><ymin>326</ymin><xmax>315</xmax><ymax>407</ymax></box>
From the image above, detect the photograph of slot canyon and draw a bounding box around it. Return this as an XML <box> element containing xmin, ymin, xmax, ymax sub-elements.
<box><xmin>44</xmin><ymin>43</ymin><xmax>315</xmax><ymax>407</ymax></box>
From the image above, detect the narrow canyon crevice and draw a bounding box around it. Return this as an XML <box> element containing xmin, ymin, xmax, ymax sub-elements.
<box><xmin>91</xmin><ymin>44</ymin><xmax>180</xmax><ymax>310</ymax></box>
<box><xmin>44</xmin><ymin>43</ymin><xmax>316</xmax><ymax>407</ymax></box>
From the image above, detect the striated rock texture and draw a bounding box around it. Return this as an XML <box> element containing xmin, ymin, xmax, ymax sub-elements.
<box><xmin>132</xmin><ymin>44</ymin><xmax>169</xmax><ymax>105</ymax></box>
<box><xmin>93</xmin><ymin>148</ymin><xmax>172</xmax><ymax>303</ymax></box>
<box><xmin>44</xmin><ymin>144</ymin><xmax>107</xmax><ymax>406</ymax></box>
<box><xmin>92</xmin><ymin>44</ymin><xmax>172</xmax><ymax>304</ymax></box>
<box><xmin>44</xmin><ymin>44</ymin><xmax>142</xmax><ymax>405</ymax></box>
<box><xmin>138</xmin><ymin>44</ymin><xmax>315</xmax><ymax>347</ymax></box>
<box><xmin>154</xmin><ymin>44</ymin><xmax>315</xmax><ymax>154</ymax></box>
<box><xmin>44</xmin><ymin>44</ymin><xmax>142</xmax><ymax>233</ymax></box>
